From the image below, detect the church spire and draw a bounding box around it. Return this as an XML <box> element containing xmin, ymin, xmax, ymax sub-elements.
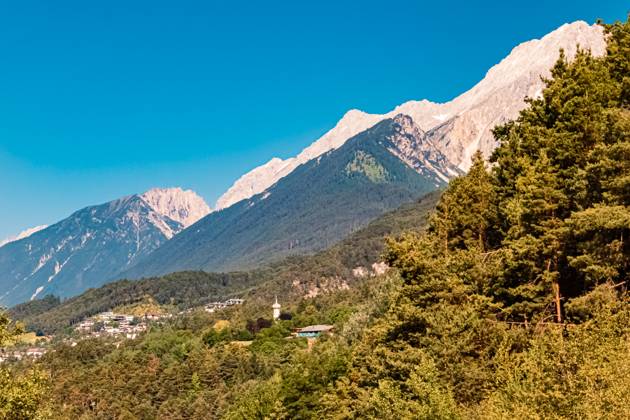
<box><xmin>272</xmin><ymin>296</ymin><xmax>281</xmax><ymax>320</ymax></box>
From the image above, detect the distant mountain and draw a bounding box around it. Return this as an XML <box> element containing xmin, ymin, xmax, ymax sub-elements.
<box><xmin>0</xmin><ymin>188</ymin><xmax>209</xmax><ymax>306</ymax></box>
<box><xmin>216</xmin><ymin>21</ymin><xmax>606</xmax><ymax>210</ymax></box>
<box><xmin>123</xmin><ymin>115</ymin><xmax>458</xmax><ymax>279</ymax></box>
<box><xmin>0</xmin><ymin>225</ymin><xmax>48</xmax><ymax>249</ymax></box>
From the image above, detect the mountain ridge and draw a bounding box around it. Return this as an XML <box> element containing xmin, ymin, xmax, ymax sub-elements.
<box><xmin>11</xmin><ymin>190</ymin><xmax>442</xmax><ymax>333</ymax></box>
<box><xmin>215</xmin><ymin>20</ymin><xmax>606</xmax><ymax>210</ymax></box>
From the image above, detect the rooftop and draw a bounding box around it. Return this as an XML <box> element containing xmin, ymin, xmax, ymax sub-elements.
<box><xmin>295</xmin><ymin>325</ymin><xmax>334</xmax><ymax>333</ymax></box>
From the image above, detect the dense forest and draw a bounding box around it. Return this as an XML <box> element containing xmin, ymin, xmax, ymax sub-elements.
<box><xmin>1</xmin><ymin>17</ymin><xmax>629</xmax><ymax>419</ymax></box>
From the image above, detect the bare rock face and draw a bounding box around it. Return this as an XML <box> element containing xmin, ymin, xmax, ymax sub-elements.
<box><xmin>383</xmin><ymin>115</ymin><xmax>462</xmax><ymax>184</ymax></box>
<box><xmin>216</xmin><ymin>21</ymin><xmax>606</xmax><ymax>208</ymax></box>
<box><xmin>419</xmin><ymin>20</ymin><xmax>607</xmax><ymax>168</ymax></box>
<box><xmin>140</xmin><ymin>187</ymin><xmax>210</xmax><ymax>238</ymax></box>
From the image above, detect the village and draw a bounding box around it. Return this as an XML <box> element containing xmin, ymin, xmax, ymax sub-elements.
<box><xmin>0</xmin><ymin>309</ymin><xmax>172</xmax><ymax>363</ymax></box>
<box><xmin>1</xmin><ymin>296</ymin><xmax>334</xmax><ymax>364</ymax></box>
<box><xmin>203</xmin><ymin>298</ymin><xmax>244</xmax><ymax>312</ymax></box>
<box><xmin>0</xmin><ymin>346</ymin><xmax>47</xmax><ymax>364</ymax></box>
<box><xmin>73</xmin><ymin>310</ymin><xmax>172</xmax><ymax>339</ymax></box>
<box><xmin>71</xmin><ymin>297</ymin><xmax>251</xmax><ymax>340</ymax></box>
<box><xmin>0</xmin><ymin>307</ymin><xmax>176</xmax><ymax>363</ymax></box>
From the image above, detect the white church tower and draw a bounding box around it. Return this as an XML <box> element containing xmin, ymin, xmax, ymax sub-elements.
<box><xmin>272</xmin><ymin>296</ymin><xmax>281</xmax><ymax>321</ymax></box>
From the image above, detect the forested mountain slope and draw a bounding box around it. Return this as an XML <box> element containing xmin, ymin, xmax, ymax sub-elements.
<box><xmin>122</xmin><ymin>115</ymin><xmax>454</xmax><ymax>279</ymax></box>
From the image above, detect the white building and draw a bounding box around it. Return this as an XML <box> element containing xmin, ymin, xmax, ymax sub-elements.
<box><xmin>226</xmin><ymin>298</ymin><xmax>244</xmax><ymax>305</ymax></box>
<box><xmin>97</xmin><ymin>312</ymin><xmax>114</xmax><ymax>321</ymax></box>
<box><xmin>75</xmin><ymin>319</ymin><xmax>95</xmax><ymax>332</ymax></box>
<box><xmin>272</xmin><ymin>297</ymin><xmax>281</xmax><ymax>321</ymax></box>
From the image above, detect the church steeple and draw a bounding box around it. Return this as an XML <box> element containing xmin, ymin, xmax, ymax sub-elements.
<box><xmin>272</xmin><ymin>296</ymin><xmax>281</xmax><ymax>321</ymax></box>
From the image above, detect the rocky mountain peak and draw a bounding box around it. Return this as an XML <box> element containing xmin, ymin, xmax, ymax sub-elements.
<box><xmin>382</xmin><ymin>115</ymin><xmax>461</xmax><ymax>184</ymax></box>
<box><xmin>390</xmin><ymin>114</ymin><xmax>424</xmax><ymax>137</ymax></box>
<box><xmin>140</xmin><ymin>187</ymin><xmax>210</xmax><ymax>228</ymax></box>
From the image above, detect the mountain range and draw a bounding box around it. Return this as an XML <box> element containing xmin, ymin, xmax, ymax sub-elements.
<box><xmin>0</xmin><ymin>20</ymin><xmax>607</xmax><ymax>306</ymax></box>
<box><xmin>215</xmin><ymin>21</ymin><xmax>605</xmax><ymax>210</ymax></box>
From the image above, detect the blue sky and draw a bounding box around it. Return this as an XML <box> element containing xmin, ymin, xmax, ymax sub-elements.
<box><xmin>0</xmin><ymin>1</ymin><xmax>627</xmax><ymax>239</ymax></box>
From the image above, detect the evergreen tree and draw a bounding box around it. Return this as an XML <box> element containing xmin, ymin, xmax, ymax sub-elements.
<box><xmin>431</xmin><ymin>151</ymin><xmax>498</xmax><ymax>253</ymax></box>
<box><xmin>325</xmin><ymin>16</ymin><xmax>630</xmax><ymax>417</ymax></box>
<box><xmin>490</xmin><ymin>18</ymin><xmax>630</xmax><ymax>319</ymax></box>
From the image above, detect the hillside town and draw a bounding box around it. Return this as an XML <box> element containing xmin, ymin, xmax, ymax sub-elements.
<box><xmin>0</xmin><ymin>296</ymin><xmax>341</xmax><ymax>364</ymax></box>
<box><xmin>72</xmin><ymin>308</ymin><xmax>181</xmax><ymax>340</ymax></box>
<box><xmin>204</xmin><ymin>298</ymin><xmax>244</xmax><ymax>313</ymax></box>
<box><xmin>0</xmin><ymin>299</ymin><xmax>249</xmax><ymax>364</ymax></box>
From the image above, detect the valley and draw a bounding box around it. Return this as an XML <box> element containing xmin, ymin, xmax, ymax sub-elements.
<box><xmin>0</xmin><ymin>14</ymin><xmax>628</xmax><ymax>420</ymax></box>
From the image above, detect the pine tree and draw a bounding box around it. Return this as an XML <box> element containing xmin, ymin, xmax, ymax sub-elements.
<box><xmin>490</xmin><ymin>18</ymin><xmax>630</xmax><ymax>320</ymax></box>
<box><xmin>325</xmin><ymin>17</ymin><xmax>630</xmax><ymax>416</ymax></box>
<box><xmin>431</xmin><ymin>151</ymin><xmax>498</xmax><ymax>253</ymax></box>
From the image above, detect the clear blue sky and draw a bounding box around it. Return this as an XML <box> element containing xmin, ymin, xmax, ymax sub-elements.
<box><xmin>0</xmin><ymin>1</ymin><xmax>627</xmax><ymax>238</ymax></box>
